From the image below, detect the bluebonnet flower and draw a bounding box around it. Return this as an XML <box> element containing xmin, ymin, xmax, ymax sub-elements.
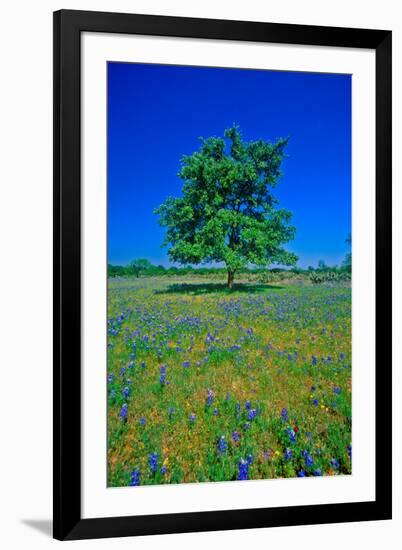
<box><xmin>284</xmin><ymin>448</ymin><xmax>293</xmax><ymax>461</ymax></box>
<box><xmin>225</xmin><ymin>392</ymin><xmax>231</xmax><ymax>401</ymax></box>
<box><xmin>313</xmin><ymin>468</ymin><xmax>323</xmax><ymax>476</ymax></box>
<box><xmin>218</xmin><ymin>436</ymin><xmax>227</xmax><ymax>453</ymax></box>
<box><xmin>109</xmin><ymin>389</ymin><xmax>116</xmax><ymax>400</ymax></box>
<box><xmin>189</xmin><ymin>413</ymin><xmax>196</xmax><ymax>423</ymax></box>
<box><xmin>247</xmin><ymin>408</ymin><xmax>257</xmax><ymax>421</ymax></box>
<box><xmin>312</xmin><ymin>355</ymin><xmax>317</xmax><ymax>366</ymax></box>
<box><xmin>246</xmin><ymin>455</ymin><xmax>253</xmax><ymax>465</ymax></box>
<box><xmin>238</xmin><ymin>458</ymin><xmax>249</xmax><ymax>480</ymax></box>
<box><xmin>129</xmin><ymin>468</ymin><xmax>141</xmax><ymax>486</ymax></box>
<box><xmin>287</xmin><ymin>353</ymin><xmax>293</xmax><ymax>361</ymax></box>
<box><xmin>139</xmin><ymin>416</ymin><xmax>146</xmax><ymax>426</ymax></box>
<box><xmin>245</xmin><ymin>400</ymin><xmax>251</xmax><ymax>410</ymax></box>
<box><xmin>107</xmin><ymin>373</ymin><xmax>114</xmax><ymax>384</ymax></box>
<box><xmin>169</xmin><ymin>406</ymin><xmax>175</xmax><ymax>420</ymax></box>
<box><xmin>235</xmin><ymin>403</ymin><xmax>241</xmax><ymax>418</ymax></box>
<box><xmin>232</xmin><ymin>431</ymin><xmax>239</xmax><ymax>442</ymax></box>
<box><xmin>206</xmin><ymin>389</ymin><xmax>214</xmax><ymax>407</ymax></box>
<box><xmin>160</xmin><ymin>364</ymin><xmax>166</xmax><ymax>385</ymax></box>
<box><xmin>330</xmin><ymin>458</ymin><xmax>340</xmax><ymax>469</ymax></box>
<box><xmin>244</xmin><ymin>422</ymin><xmax>251</xmax><ymax>430</ymax></box>
<box><xmin>120</xmin><ymin>366</ymin><xmax>126</xmax><ymax>377</ymax></box>
<box><xmin>183</xmin><ymin>361</ymin><xmax>190</xmax><ymax>368</ymax></box>
<box><xmin>339</xmin><ymin>352</ymin><xmax>345</xmax><ymax>362</ymax></box>
<box><xmin>141</xmin><ymin>361</ymin><xmax>146</xmax><ymax>369</ymax></box>
<box><xmin>348</xmin><ymin>444</ymin><xmax>352</xmax><ymax>460</ymax></box>
<box><xmin>149</xmin><ymin>452</ymin><xmax>158</xmax><ymax>473</ymax></box>
<box><xmin>122</xmin><ymin>386</ymin><xmax>130</xmax><ymax>399</ymax></box>
<box><xmin>213</xmin><ymin>408</ymin><xmax>219</xmax><ymax>416</ymax></box>
<box><xmin>333</xmin><ymin>386</ymin><xmax>341</xmax><ymax>395</ymax></box>
<box><xmin>313</xmin><ymin>398</ymin><xmax>319</xmax><ymax>406</ymax></box>
<box><xmin>298</xmin><ymin>470</ymin><xmax>307</xmax><ymax>477</ymax></box>
<box><xmin>161</xmin><ymin>466</ymin><xmax>167</xmax><ymax>475</ymax></box>
<box><xmin>305</xmin><ymin>453</ymin><xmax>314</xmax><ymax>468</ymax></box>
<box><xmin>311</xmin><ymin>386</ymin><xmax>316</xmax><ymax>392</ymax></box>
<box><xmin>119</xmin><ymin>403</ymin><xmax>128</xmax><ymax>422</ymax></box>
<box><xmin>128</xmin><ymin>361</ymin><xmax>134</xmax><ymax>369</ymax></box>
<box><xmin>286</xmin><ymin>427</ymin><xmax>297</xmax><ymax>444</ymax></box>
<box><xmin>281</xmin><ymin>407</ymin><xmax>288</xmax><ymax>421</ymax></box>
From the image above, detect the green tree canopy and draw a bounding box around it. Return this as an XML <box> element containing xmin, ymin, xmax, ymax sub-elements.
<box><xmin>155</xmin><ymin>125</ymin><xmax>297</xmax><ymax>287</ymax></box>
<box><xmin>129</xmin><ymin>258</ymin><xmax>152</xmax><ymax>278</ymax></box>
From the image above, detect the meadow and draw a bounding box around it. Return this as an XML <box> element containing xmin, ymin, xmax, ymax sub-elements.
<box><xmin>107</xmin><ymin>276</ymin><xmax>351</xmax><ymax>487</ymax></box>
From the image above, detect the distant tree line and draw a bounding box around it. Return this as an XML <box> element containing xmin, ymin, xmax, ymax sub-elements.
<box><xmin>108</xmin><ymin>257</ymin><xmax>351</xmax><ymax>281</ymax></box>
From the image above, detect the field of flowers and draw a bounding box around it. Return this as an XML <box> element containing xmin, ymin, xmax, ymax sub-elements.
<box><xmin>107</xmin><ymin>277</ymin><xmax>351</xmax><ymax>487</ymax></box>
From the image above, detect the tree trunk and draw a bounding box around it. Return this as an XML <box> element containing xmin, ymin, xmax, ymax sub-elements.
<box><xmin>227</xmin><ymin>270</ymin><xmax>234</xmax><ymax>289</ymax></box>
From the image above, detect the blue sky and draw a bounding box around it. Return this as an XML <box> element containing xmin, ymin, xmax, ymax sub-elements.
<box><xmin>108</xmin><ymin>62</ymin><xmax>351</xmax><ymax>269</ymax></box>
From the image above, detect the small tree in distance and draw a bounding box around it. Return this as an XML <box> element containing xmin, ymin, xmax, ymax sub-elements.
<box><xmin>129</xmin><ymin>258</ymin><xmax>152</xmax><ymax>278</ymax></box>
<box><xmin>155</xmin><ymin>125</ymin><xmax>297</xmax><ymax>288</ymax></box>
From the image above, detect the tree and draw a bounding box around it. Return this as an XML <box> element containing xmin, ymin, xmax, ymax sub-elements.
<box><xmin>155</xmin><ymin>125</ymin><xmax>297</xmax><ymax>288</ymax></box>
<box><xmin>129</xmin><ymin>258</ymin><xmax>152</xmax><ymax>278</ymax></box>
<box><xmin>342</xmin><ymin>233</ymin><xmax>352</xmax><ymax>273</ymax></box>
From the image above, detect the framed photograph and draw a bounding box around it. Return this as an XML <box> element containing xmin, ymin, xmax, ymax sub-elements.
<box><xmin>53</xmin><ymin>9</ymin><xmax>392</xmax><ymax>540</ymax></box>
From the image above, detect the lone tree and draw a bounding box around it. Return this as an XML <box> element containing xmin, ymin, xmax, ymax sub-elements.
<box><xmin>129</xmin><ymin>258</ymin><xmax>152</xmax><ymax>278</ymax></box>
<box><xmin>155</xmin><ymin>126</ymin><xmax>297</xmax><ymax>288</ymax></box>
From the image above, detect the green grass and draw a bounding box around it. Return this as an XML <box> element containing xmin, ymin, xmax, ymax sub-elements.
<box><xmin>107</xmin><ymin>276</ymin><xmax>351</xmax><ymax>486</ymax></box>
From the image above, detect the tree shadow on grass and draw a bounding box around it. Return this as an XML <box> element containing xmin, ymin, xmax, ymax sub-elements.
<box><xmin>153</xmin><ymin>282</ymin><xmax>284</xmax><ymax>296</ymax></box>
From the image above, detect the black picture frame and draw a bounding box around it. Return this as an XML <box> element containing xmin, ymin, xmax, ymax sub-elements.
<box><xmin>53</xmin><ymin>9</ymin><xmax>392</xmax><ymax>541</ymax></box>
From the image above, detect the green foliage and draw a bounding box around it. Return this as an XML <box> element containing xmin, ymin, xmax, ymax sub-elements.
<box><xmin>309</xmin><ymin>271</ymin><xmax>351</xmax><ymax>284</ymax></box>
<box><xmin>129</xmin><ymin>258</ymin><xmax>153</xmax><ymax>277</ymax></box>
<box><xmin>154</xmin><ymin>126</ymin><xmax>297</xmax><ymax>286</ymax></box>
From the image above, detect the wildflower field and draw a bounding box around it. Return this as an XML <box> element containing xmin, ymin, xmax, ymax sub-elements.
<box><xmin>107</xmin><ymin>277</ymin><xmax>352</xmax><ymax>487</ymax></box>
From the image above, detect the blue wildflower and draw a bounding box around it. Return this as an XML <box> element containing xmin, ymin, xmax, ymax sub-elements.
<box><xmin>284</xmin><ymin>448</ymin><xmax>293</xmax><ymax>461</ymax></box>
<box><xmin>161</xmin><ymin>466</ymin><xmax>167</xmax><ymax>475</ymax></box>
<box><xmin>169</xmin><ymin>406</ymin><xmax>175</xmax><ymax>419</ymax></box>
<box><xmin>189</xmin><ymin>413</ymin><xmax>196</xmax><ymax>423</ymax></box>
<box><xmin>183</xmin><ymin>361</ymin><xmax>190</xmax><ymax>368</ymax></box>
<box><xmin>305</xmin><ymin>453</ymin><xmax>314</xmax><ymax>468</ymax></box>
<box><xmin>213</xmin><ymin>408</ymin><xmax>219</xmax><ymax>416</ymax></box>
<box><xmin>312</xmin><ymin>355</ymin><xmax>317</xmax><ymax>366</ymax></box>
<box><xmin>281</xmin><ymin>407</ymin><xmax>288</xmax><ymax>421</ymax></box>
<box><xmin>247</xmin><ymin>408</ymin><xmax>257</xmax><ymax>421</ymax></box>
<box><xmin>286</xmin><ymin>427</ymin><xmax>297</xmax><ymax>444</ymax></box>
<box><xmin>129</xmin><ymin>468</ymin><xmax>141</xmax><ymax>486</ymax></box>
<box><xmin>298</xmin><ymin>470</ymin><xmax>307</xmax><ymax>477</ymax></box>
<box><xmin>107</xmin><ymin>373</ymin><xmax>114</xmax><ymax>384</ymax></box>
<box><xmin>232</xmin><ymin>431</ymin><xmax>239</xmax><ymax>442</ymax></box>
<box><xmin>206</xmin><ymin>389</ymin><xmax>214</xmax><ymax>407</ymax></box>
<box><xmin>139</xmin><ymin>416</ymin><xmax>146</xmax><ymax>426</ymax></box>
<box><xmin>330</xmin><ymin>458</ymin><xmax>340</xmax><ymax>469</ymax></box>
<box><xmin>313</xmin><ymin>468</ymin><xmax>323</xmax><ymax>476</ymax></box>
<box><xmin>247</xmin><ymin>455</ymin><xmax>253</xmax><ymax>465</ymax></box>
<box><xmin>333</xmin><ymin>387</ymin><xmax>341</xmax><ymax>395</ymax></box>
<box><xmin>122</xmin><ymin>386</ymin><xmax>130</xmax><ymax>399</ymax></box>
<box><xmin>313</xmin><ymin>398</ymin><xmax>319</xmax><ymax>406</ymax></box>
<box><xmin>348</xmin><ymin>444</ymin><xmax>352</xmax><ymax>460</ymax></box>
<box><xmin>218</xmin><ymin>436</ymin><xmax>227</xmax><ymax>454</ymax></box>
<box><xmin>149</xmin><ymin>452</ymin><xmax>158</xmax><ymax>473</ymax></box>
<box><xmin>119</xmin><ymin>403</ymin><xmax>128</xmax><ymax>422</ymax></box>
<box><xmin>238</xmin><ymin>458</ymin><xmax>249</xmax><ymax>480</ymax></box>
<box><xmin>245</xmin><ymin>400</ymin><xmax>251</xmax><ymax>410</ymax></box>
<box><xmin>244</xmin><ymin>422</ymin><xmax>251</xmax><ymax>430</ymax></box>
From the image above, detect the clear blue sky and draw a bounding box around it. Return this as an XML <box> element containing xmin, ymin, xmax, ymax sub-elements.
<box><xmin>108</xmin><ymin>62</ymin><xmax>351</xmax><ymax>269</ymax></box>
